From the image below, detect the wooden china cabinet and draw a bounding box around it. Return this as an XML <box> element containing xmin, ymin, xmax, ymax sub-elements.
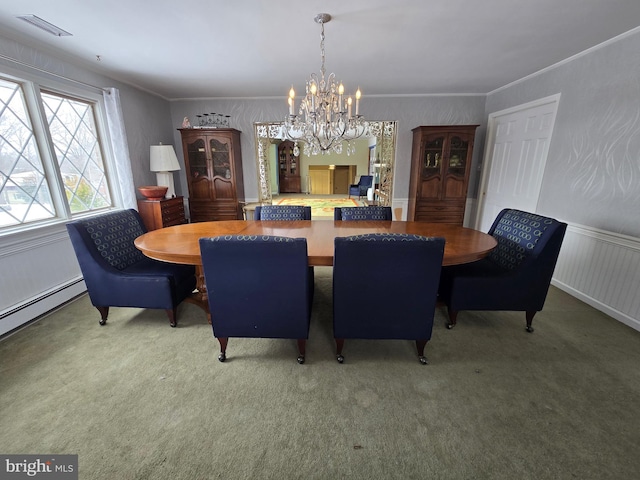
<box><xmin>407</xmin><ymin>125</ymin><xmax>479</xmax><ymax>224</ymax></box>
<box><xmin>277</xmin><ymin>140</ymin><xmax>301</xmax><ymax>193</ymax></box>
<box><xmin>179</xmin><ymin>128</ymin><xmax>245</xmax><ymax>222</ymax></box>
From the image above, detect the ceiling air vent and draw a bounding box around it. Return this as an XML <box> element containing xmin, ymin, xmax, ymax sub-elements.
<box><xmin>16</xmin><ymin>15</ymin><xmax>72</xmax><ymax>37</ymax></box>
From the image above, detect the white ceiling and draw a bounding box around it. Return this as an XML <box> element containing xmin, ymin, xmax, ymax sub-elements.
<box><xmin>2</xmin><ymin>0</ymin><xmax>640</xmax><ymax>100</ymax></box>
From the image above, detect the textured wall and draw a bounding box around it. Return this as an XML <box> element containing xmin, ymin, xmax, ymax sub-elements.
<box><xmin>486</xmin><ymin>30</ymin><xmax>640</xmax><ymax>237</ymax></box>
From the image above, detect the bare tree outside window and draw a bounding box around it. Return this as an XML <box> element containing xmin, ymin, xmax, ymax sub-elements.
<box><xmin>41</xmin><ymin>92</ymin><xmax>111</xmax><ymax>214</ymax></box>
<box><xmin>0</xmin><ymin>78</ymin><xmax>55</xmax><ymax>227</ymax></box>
<box><xmin>0</xmin><ymin>77</ymin><xmax>113</xmax><ymax>229</ymax></box>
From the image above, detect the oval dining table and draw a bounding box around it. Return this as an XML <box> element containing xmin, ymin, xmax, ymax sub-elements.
<box><xmin>134</xmin><ymin>220</ymin><xmax>497</xmax><ymax>322</ymax></box>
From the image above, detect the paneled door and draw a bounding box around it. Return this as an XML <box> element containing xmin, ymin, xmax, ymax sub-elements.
<box><xmin>476</xmin><ymin>94</ymin><xmax>560</xmax><ymax>231</ymax></box>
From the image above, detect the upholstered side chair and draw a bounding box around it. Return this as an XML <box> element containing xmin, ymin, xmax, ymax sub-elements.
<box><xmin>199</xmin><ymin>235</ymin><xmax>312</xmax><ymax>364</ymax></box>
<box><xmin>348</xmin><ymin>175</ymin><xmax>373</xmax><ymax>199</ymax></box>
<box><xmin>333</xmin><ymin>233</ymin><xmax>445</xmax><ymax>364</ymax></box>
<box><xmin>334</xmin><ymin>206</ymin><xmax>392</xmax><ymax>220</ymax></box>
<box><xmin>254</xmin><ymin>205</ymin><xmax>311</xmax><ymax>220</ymax></box>
<box><xmin>66</xmin><ymin>209</ymin><xmax>196</xmax><ymax>327</ymax></box>
<box><xmin>438</xmin><ymin>208</ymin><xmax>567</xmax><ymax>332</ymax></box>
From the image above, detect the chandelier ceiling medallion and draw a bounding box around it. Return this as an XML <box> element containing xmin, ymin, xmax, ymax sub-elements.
<box><xmin>283</xmin><ymin>13</ymin><xmax>369</xmax><ymax>156</ymax></box>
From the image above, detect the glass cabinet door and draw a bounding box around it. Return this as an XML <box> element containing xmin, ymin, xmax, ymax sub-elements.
<box><xmin>447</xmin><ymin>135</ymin><xmax>470</xmax><ymax>179</ymax></box>
<box><xmin>187</xmin><ymin>138</ymin><xmax>208</xmax><ymax>179</ymax></box>
<box><xmin>422</xmin><ymin>135</ymin><xmax>445</xmax><ymax>177</ymax></box>
<box><xmin>210</xmin><ymin>138</ymin><xmax>231</xmax><ymax>179</ymax></box>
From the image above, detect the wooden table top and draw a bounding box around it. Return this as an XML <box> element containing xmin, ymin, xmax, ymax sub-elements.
<box><xmin>135</xmin><ymin>220</ymin><xmax>497</xmax><ymax>267</ymax></box>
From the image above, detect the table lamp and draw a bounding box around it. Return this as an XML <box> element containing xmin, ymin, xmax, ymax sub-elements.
<box><xmin>150</xmin><ymin>143</ymin><xmax>180</xmax><ymax>198</ymax></box>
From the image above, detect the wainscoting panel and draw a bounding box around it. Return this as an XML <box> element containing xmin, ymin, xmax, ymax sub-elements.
<box><xmin>552</xmin><ymin>224</ymin><xmax>640</xmax><ymax>331</ymax></box>
<box><xmin>0</xmin><ymin>226</ymin><xmax>85</xmax><ymax>337</ymax></box>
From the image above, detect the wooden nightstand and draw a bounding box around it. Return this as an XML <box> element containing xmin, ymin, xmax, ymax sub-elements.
<box><xmin>137</xmin><ymin>196</ymin><xmax>187</xmax><ymax>231</ymax></box>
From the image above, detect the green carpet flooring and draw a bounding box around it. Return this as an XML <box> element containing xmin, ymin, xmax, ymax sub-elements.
<box><xmin>1</xmin><ymin>267</ymin><xmax>639</xmax><ymax>479</ymax></box>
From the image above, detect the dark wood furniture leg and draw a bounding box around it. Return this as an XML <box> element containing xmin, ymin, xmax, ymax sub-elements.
<box><xmin>526</xmin><ymin>311</ymin><xmax>536</xmax><ymax>333</ymax></box>
<box><xmin>96</xmin><ymin>306</ymin><xmax>109</xmax><ymax>325</ymax></box>
<box><xmin>446</xmin><ymin>309</ymin><xmax>458</xmax><ymax>329</ymax></box>
<box><xmin>217</xmin><ymin>337</ymin><xmax>228</xmax><ymax>362</ymax></box>
<box><xmin>165</xmin><ymin>308</ymin><xmax>178</xmax><ymax>328</ymax></box>
<box><xmin>416</xmin><ymin>340</ymin><xmax>428</xmax><ymax>365</ymax></box>
<box><xmin>297</xmin><ymin>339</ymin><xmax>306</xmax><ymax>364</ymax></box>
<box><xmin>335</xmin><ymin>338</ymin><xmax>345</xmax><ymax>363</ymax></box>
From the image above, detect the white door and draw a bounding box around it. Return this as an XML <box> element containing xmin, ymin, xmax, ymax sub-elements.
<box><xmin>476</xmin><ymin>94</ymin><xmax>561</xmax><ymax>232</ymax></box>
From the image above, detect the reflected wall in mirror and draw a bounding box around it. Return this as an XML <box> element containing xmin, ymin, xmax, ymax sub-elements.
<box><xmin>253</xmin><ymin>121</ymin><xmax>397</xmax><ymax>206</ymax></box>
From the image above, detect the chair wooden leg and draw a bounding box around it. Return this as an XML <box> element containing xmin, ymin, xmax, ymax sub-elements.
<box><xmin>96</xmin><ymin>306</ymin><xmax>109</xmax><ymax>325</ymax></box>
<box><xmin>335</xmin><ymin>338</ymin><xmax>345</xmax><ymax>363</ymax></box>
<box><xmin>165</xmin><ymin>308</ymin><xmax>178</xmax><ymax>328</ymax></box>
<box><xmin>217</xmin><ymin>337</ymin><xmax>228</xmax><ymax>362</ymax></box>
<box><xmin>415</xmin><ymin>340</ymin><xmax>428</xmax><ymax>365</ymax></box>
<box><xmin>447</xmin><ymin>309</ymin><xmax>458</xmax><ymax>329</ymax></box>
<box><xmin>297</xmin><ymin>339</ymin><xmax>306</xmax><ymax>364</ymax></box>
<box><xmin>525</xmin><ymin>311</ymin><xmax>536</xmax><ymax>333</ymax></box>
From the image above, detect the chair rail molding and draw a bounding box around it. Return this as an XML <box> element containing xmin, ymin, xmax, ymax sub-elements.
<box><xmin>552</xmin><ymin>222</ymin><xmax>640</xmax><ymax>331</ymax></box>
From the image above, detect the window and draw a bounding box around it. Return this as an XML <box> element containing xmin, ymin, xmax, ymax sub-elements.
<box><xmin>0</xmin><ymin>76</ymin><xmax>113</xmax><ymax>230</ymax></box>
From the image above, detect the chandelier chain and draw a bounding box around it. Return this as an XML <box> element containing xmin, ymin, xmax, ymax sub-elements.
<box><xmin>319</xmin><ymin>21</ymin><xmax>326</xmax><ymax>80</ymax></box>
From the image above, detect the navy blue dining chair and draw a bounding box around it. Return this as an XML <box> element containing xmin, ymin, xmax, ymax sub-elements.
<box><xmin>199</xmin><ymin>235</ymin><xmax>312</xmax><ymax>364</ymax></box>
<box><xmin>254</xmin><ymin>205</ymin><xmax>311</xmax><ymax>220</ymax></box>
<box><xmin>438</xmin><ymin>208</ymin><xmax>567</xmax><ymax>332</ymax></box>
<box><xmin>66</xmin><ymin>209</ymin><xmax>196</xmax><ymax>327</ymax></box>
<box><xmin>333</xmin><ymin>233</ymin><xmax>445</xmax><ymax>364</ymax></box>
<box><xmin>334</xmin><ymin>206</ymin><xmax>392</xmax><ymax>220</ymax></box>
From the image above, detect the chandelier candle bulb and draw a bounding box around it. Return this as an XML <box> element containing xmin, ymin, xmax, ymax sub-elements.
<box><xmin>289</xmin><ymin>86</ymin><xmax>295</xmax><ymax>115</ymax></box>
<box><xmin>356</xmin><ymin>88</ymin><xmax>361</xmax><ymax>116</ymax></box>
<box><xmin>347</xmin><ymin>96</ymin><xmax>352</xmax><ymax>118</ymax></box>
<box><xmin>310</xmin><ymin>83</ymin><xmax>317</xmax><ymax>111</ymax></box>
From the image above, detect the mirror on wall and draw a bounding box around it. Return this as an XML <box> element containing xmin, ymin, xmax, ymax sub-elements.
<box><xmin>253</xmin><ymin>121</ymin><xmax>397</xmax><ymax>205</ymax></box>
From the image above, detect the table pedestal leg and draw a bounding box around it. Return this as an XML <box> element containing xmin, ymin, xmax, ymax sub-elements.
<box><xmin>184</xmin><ymin>265</ymin><xmax>211</xmax><ymax>324</ymax></box>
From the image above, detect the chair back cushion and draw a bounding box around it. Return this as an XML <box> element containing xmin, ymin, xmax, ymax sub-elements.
<box><xmin>70</xmin><ymin>209</ymin><xmax>146</xmax><ymax>270</ymax></box>
<box><xmin>333</xmin><ymin>233</ymin><xmax>445</xmax><ymax>340</ymax></box>
<box><xmin>335</xmin><ymin>206</ymin><xmax>392</xmax><ymax>220</ymax></box>
<box><xmin>487</xmin><ymin>209</ymin><xmax>564</xmax><ymax>271</ymax></box>
<box><xmin>358</xmin><ymin>175</ymin><xmax>373</xmax><ymax>187</ymax></box>
<box><xmin>199</xmin><ymin>235</ymin><xmax>311</xmax><ymax>339</ymax></box>
<box><xmin>254</xmin><ymin>205</ymin><xmax>311</xmax><ymax>220</ymax></box>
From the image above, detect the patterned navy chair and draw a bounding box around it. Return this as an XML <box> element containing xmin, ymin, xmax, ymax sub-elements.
<box><xmin>348</xmin><ymin>175</ymin><xmax>373</xmax><ymax>199</ymax></box>
<box><xmin>199</xmin><ymin>235</ymin><xmax>312</xmax><ymax>364</ymax></box>
<box><xmin>334</xmin><ymin>206</ymin><xmax>392</xmax><ymax>220</ymax></box>
<box><xmin>254</xmin><ymin>205</ymin><xmax>311</xmax><ymax>220</ymax></box>
<box><xmin>438</xmin><ymin>209</ymin><xmax>567</xmax><ymax>332</ymax></box>
<box><xmin>333</xmin><ymin>233</ymin><xmax>445</xmax><ymax>364</ymax></box>
<box><xmin>66</xmin><ymin>209</ymin><xmax>196</xmax><ymax>327</ymax></box>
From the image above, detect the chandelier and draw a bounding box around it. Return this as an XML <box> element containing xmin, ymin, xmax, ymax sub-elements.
<box><xmin>283</xmin><ymin>13</ymin><xmax>368</xmax><ymax>156</ymax></box>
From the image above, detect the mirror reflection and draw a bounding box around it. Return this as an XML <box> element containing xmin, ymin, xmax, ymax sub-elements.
<box><xmin>253</xmin><ymin>121</ymin><xmax>397</xmax><ymax>210</ymax></box>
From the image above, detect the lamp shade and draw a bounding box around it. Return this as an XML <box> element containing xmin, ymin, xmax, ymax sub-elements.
<box><xmin>150</xmin><ymin>144</ymin><xmax>180</xmax><ymax>172</ymax></box>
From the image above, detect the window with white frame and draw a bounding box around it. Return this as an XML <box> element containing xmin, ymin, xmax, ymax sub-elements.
<box><xmin>0</xmin><ymin>76</ymin><xmax>113</xmax><ymax>230</ymax></box>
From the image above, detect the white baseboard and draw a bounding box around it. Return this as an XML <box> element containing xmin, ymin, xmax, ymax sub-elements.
<box><xmin>0</xmin><ymin>278</ymin><xmax>86</xmax><ymax>337</ymax></box>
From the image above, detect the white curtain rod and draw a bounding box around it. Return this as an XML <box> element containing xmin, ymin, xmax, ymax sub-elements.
<box><xmin>0</xmin><ymin>52</ymin><xmax>109</xmax><ymax>93</ymax></box>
